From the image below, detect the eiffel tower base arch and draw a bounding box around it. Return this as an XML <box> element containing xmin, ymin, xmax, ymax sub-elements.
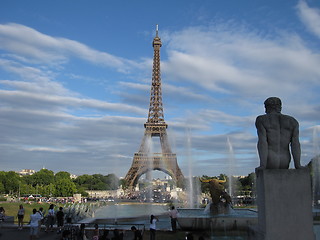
<box><xmin>125</xmin><ymin>152</ymin><xmax>185</xmax><ymax>188</ymax></box>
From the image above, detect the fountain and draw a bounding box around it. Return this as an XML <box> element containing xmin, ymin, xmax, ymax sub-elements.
<box><xmin>201</xmin><ymin>177</ymin><xmax>232</xmax><ymax>215</ymax></box>
<box><xmin>185</xmin><ymin>129</ymin><xmax>201</xmax><ymax>209</ymax></box>
<box><xmin>177</xmin><ymin>176</ymin><xmax>257</xmax><ymax>232</ymax></box>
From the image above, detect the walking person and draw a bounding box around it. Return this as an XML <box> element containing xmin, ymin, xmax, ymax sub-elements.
<box><xmin>149</xmin><ymin>215</ymin><xmax>158</xmax><ymax>240</ymax></box>
<box><xmin>29</xmin><ymin>208</ymin><xmax>42</xmax><ymax>240</ymax></box>
<box><xmin>38</xmin><ymin>207</ymin><xmax>44</xmax><ymax>233</ymax></box>
<box><xmin>0</xmin><ymin>206</ymin><xmax>5</xmax><ymax>231</ymax></box>
<box><xmin>112</xmin><ymin>229</ymin><xmax>123</xmax><ymax>240</ymax></box>
<box><xmin>131</xmin><ymin>226</ymin><xmax>142</xmax><ymax>240</ymax></box>
<box><xmin>17</xmin><ymin>204</ymin><xmax>25</xmax><ymax>230</ymax></box>
<box><xmin>99</xmin><ymin>229</ymin><xmax>110</xmax><ymax>240</ymax></box>
<box><xmin>0</xmin><ymin>207</ymin><xmax>5</xmax><ymax>221</ymax></box>
<box><xmin>168</xmin><ymin>206</ymin><xmax>178</xmax><ymax>232</ymax></box>
<box><xmin>45</xmin><ymin>204</ymin><xmax>55</xmax><ymax>232</ymax></box>
<box><xmin>56</xmin><ymin>207</ymin><xmax>64</xmax><ymax>234</ymax></box>
<box><xmin>77</xmin><ymin>223</ymin><xmax>88</xmax><ymax>240</ymax></box>
<box><xmin>92</xmin><ymin>223</ymin><xmax>99</xmax><ymax>240</ymax></box>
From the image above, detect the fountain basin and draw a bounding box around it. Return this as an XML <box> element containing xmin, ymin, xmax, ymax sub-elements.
<box><xmin>177</xmin><ymin>208</ymin><xmax>257</xmax><ymax>231</ymax></box>
<box><xmin>79</xmin><ymin>203</ymin><xmax>172</xmax><ymax>230</ymax></box>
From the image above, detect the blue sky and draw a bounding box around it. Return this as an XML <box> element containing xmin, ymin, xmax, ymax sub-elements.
<box><xmin>1</xmin><ymin>0</ymin><xmax>320</xmax><ymax>178</ymax></box>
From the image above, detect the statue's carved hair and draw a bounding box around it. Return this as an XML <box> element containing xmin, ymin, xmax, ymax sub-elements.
<box><xmin>264</xmin><ymin>97</ymin><xmax>282</xmax><ymax>113</ymax></box>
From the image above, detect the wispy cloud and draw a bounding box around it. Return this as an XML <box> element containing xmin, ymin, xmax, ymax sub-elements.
<box><xmin>165</xmin><ymin>25</ymin><xmax>320</xmax><ymax>100</ymax></box>
<box><xmin>0</xmin><ymin>23</ymin><xmax>137</xmax><ymax>72</ymax></box>
<box><xmin>297</xmin><ymin>0</ymin><xmax>320</xmax><ymax>38</ymax></box>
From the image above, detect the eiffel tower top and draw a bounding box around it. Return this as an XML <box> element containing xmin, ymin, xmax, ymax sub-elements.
<box><xmin>145</xmin><ymin>25</ymin><xmax>167</xmax><ymax>131</ymax></box>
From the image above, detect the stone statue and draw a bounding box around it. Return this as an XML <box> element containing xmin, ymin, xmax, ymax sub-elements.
<box><xmin>255</xmin><ymin>97</ymin><xmax>303</xmax><ymax>169</ymax></box>
<box><xmin>200</xmin><ymin>177</ymin><xmax>232</xmax><ymax>215</ymax></box>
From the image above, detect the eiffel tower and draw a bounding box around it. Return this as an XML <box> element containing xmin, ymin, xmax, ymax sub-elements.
<box><xmin>124</xmin><ymin>25</ymin><xmax>185</xmax><ymax>188</ymax></box>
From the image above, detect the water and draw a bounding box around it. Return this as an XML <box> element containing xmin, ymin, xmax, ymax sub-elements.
<box><xmin>186</xmin><ymin>130</ymin><xmax>194</xmax><ymax>208</ymax></box>
<box><xmin>185</xmin><ymin>129</ymin><xmax>201</xmax><ymax>208</ymax></box>
<box><xmin>145</xmin><ymin>135</ymin><xmax>154</xmax><ymax>200</ymax></box>
<box><xmin>94</xmin><ymin>203</ymin><xmax>168</xmax><ymax>219</ymax></box>
<box><xmin>176</xmin><ymin>208</ymin><xmax>258</xmax><ymax>233</ymax></box>
<box><xmin>227</xmin><ymin>137</ymin><xmax>238</xmax><ymax>197</ymax></box>
<box><xmin>177</xmin><ymin>208</ymin><xmax>257</xmax><ymax>218</ymax></box>
<box><xmin>92</xmin><ymin>203</ymin><xmax>172</xmax><ymax>230</ymax></box>
<box><xmin>227</xmin><ymin>137</ymin><xmax>234</xmax><ymax>196</ymax></box>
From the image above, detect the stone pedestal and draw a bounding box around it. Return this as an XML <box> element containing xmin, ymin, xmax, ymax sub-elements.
<box><xmin>256</xmin><ymin>168</ymin><xmax>315</xmax><ymax>240</ymax></box>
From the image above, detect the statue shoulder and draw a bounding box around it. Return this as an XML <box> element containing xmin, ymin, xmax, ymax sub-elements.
<box><xmin>281</xmin><ymin>114</ymin><xmax>299</xmax><ymax>125</ymax></box>
<box><xmin>255</xmin><ymin>114</ymin><xmax>266</xmax><ymax>125</ymax></box>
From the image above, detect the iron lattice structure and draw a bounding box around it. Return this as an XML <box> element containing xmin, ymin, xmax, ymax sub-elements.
<box><xmin>124</xmin><ymin>26</ymin><xmax>185</xmax><ymax>188</ymax></box>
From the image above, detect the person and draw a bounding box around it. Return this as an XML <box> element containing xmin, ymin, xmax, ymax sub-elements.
<box><xmin>186</xmin><ymin>232</ymin><xmax>194</xmax><ymax>240</ymax></box>
<box><xmin>45</xmin><ymin>204</ymin><xmax>55</xmax><ymax>232</ymax></box>
<box><xmin>149</xmin><ymin>215</ymin><xmax>158</xmax><ymax>240</ymax></box>
<box><xmin>17</xmin><ymin>204</ymin><xmax>25</xmax><ymax>230</ymax></box>
<box><xmin>131</xmin><ymin>226</ymin><xmax>142</xmax><ymax>240</ymax></box>
<box><xmin>56</xmin><ymin>207</ymin><xmax>64</xmax><ymax>233</ymax></box>
<box><xmin>92</xmin><ymin>223</ymin><xmax>99</xmax><ymax>240</ymax></box>
<box><xmin>0</xmin><ymin>207</ymin><xmax>5</xmax><ymax>222</ymax></box>
<box><xmin>61</xmin><ymin>229</ymin><xmax>71</xmax><ymax>240</ymax></box>
<box><xmin>112</xmin><ymin>229</ymin><xmax>123</xmax><ymax>240</ymax></box>
<box><xmin>62</xmin><ymin>217</ymin><xmax>77</xmax><ymax>240</ymax></box>
<box><xmin>29</xmin><ymin>208</ymin><xmax>42</xmax><ymax>240</ymax></box>
<box><xmin>38</xmin><ymin>207</ymin><xmax>44</xmax><ymax>233</ymax></box>
<box><xmin>168</xmin><ymin>206</ymin><xmax>178</xmax><ymax>232</ymax></box>
<box><xmin>99</xmin><ymin>229</ymin><xmax>110</xmax><ymax>240</ymax></box>
<box><xmin>77</xmin><ymin>223</ymin><xmax>88</xmax><ymax>240</ymax></box>
<box><xmin>255</xmin><ymin>97</ymin><xmax>304</xmax><ymax>169</ymax></box>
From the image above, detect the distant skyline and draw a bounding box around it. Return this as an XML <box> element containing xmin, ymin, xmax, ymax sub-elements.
<box><xmin>1</xmin><ymin>0</ymin><xmax>320</xmax><ymax>178</ymax></box>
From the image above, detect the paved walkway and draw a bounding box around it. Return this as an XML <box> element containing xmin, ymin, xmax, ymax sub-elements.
<box><xmin>1</xmin><ymin>223</ymin><xmax>320</xmax><ymax>239</ymax></box>
<box><xmin>0</xmin><ymin>226</ymin><xmax>60</xmax><ymax>240</ymax></box>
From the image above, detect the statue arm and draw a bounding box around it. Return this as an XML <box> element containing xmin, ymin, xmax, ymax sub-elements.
<box><xmin>291</xmin><ymin>121</ymin><xmax>302</xmax><ymax>169</ymax></box>
<box><xmin>256</xmin><ymin>117</ymin><xmax>268</xmax><ymax>168</ymax></box>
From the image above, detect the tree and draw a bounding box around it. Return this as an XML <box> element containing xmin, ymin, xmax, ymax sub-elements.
<box><xmin>2</xmin><ymin>171</ymin><xmax>20</xmax><ymax>194</ymax></box>
<box><xmin>105</xmin><ymin>174</ymin><xmax>119</xmax><ymax>190</ymax></box>
<box><xmin>0</xmin><ymin>171</ymin><xmax>6</xmax><ymax>193</ymax></box>
<box><xmin>38</xmin><ymin>183</ymin><xmax>56</xmax><ymax>197</ymax></box>
<box><xmin>73</xmin><ymin>174</ymin><xmax>94</xmax><ymax>190</ymax></box>
<box><xmin>75</xmin><ymin>186</ymin><xmax>89</xmax><ymax>197</ymax></box>
<box><xmin>0</xmin><ymin>182</ymin><xmax>5</xmax><ymax>193</ymax></box>
<box><xmin>19</xmin><ymin>183</ymin><xmax>36</xmax><ymax>196</ymax></box>
<box><xmin>55</xmin><ymin>171</ymin><xmax>71</xmax><ymax>181</ymax></box>
<box><xmin>55</xmin><ymin>179</ymin><xmax>77</xmax><ymax>197</ymax></box>
<box><xmin>30</xmin><ymin>169</ymin><xmax>55</xmax><ymax>186</ymax></box>
<box><xmin>239</xmin><ymin>172</ymin><xmax>256</xmax><ymax>196</ymax></box>
<box><xmin>119</xmin><ymin>179</ymin><xmax>128</xmax><ymax>190</ymax></box>
<box><xmin>91</xmin><ymin>174</ymin><xmax>107</xmax><ymax>190</ymax></box>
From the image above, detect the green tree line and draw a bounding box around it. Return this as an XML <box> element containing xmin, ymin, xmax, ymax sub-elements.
<box><xmin>0</xmin><ymin>169</ymin><xmax>120</xmax><ymax>197</ymax></box>
<box><xmin>0</xmin><ymin>169</ymin><xmax>255</xmax><ymax>198</ymax></box>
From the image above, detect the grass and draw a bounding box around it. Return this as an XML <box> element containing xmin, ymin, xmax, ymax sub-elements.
<box><xmin>0</xmin><ymin>201</ymin><xmax>51</xmax><ymax>223</ymax></box>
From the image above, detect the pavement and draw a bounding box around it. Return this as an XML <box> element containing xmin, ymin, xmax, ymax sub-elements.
<box><xmin>0</xmin><ymin>225</ymin><xmax>61</xmax><ymax>240</ymax></box>
<box><xmin>1</xmin><ymin>222</ymin><xmax>320</xmax><ymax>240</ymax></box>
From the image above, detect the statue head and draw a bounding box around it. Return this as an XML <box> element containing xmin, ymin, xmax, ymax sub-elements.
<box><xmin>264</xmin><ymin>97</ymin><xmax>282</xmax><ymax>114</ymax></box>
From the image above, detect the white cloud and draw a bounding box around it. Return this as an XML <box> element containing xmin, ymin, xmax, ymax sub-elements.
<box><xmin>165</xmin><ymin>25</ymin><xmax>320</xmax><ymax>100</ymax></box>
<box><xmin>297</xmin><ymin>1</ymin><xmax>320</xmax><ymax>38</ymax></box>
<box><xmin>24</xmin><ymin>146</ymin><xmax>86</xmax><ymax>153</ymax></box>
<box><xmin>0</xmin><ymin>23</ymin><xmax>136</xmax><ymax>71</ymax></box>
<box><xmin>0</xmin><ymin>89</ymin><xmax>146</xmax><ymax>115</ymax></box>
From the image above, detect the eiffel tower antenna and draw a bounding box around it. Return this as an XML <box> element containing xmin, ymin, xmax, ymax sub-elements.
<box><xmin>124</xmin><ymin>26</ymin><xmax>185</xmax><ymax>188</ymax></box>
